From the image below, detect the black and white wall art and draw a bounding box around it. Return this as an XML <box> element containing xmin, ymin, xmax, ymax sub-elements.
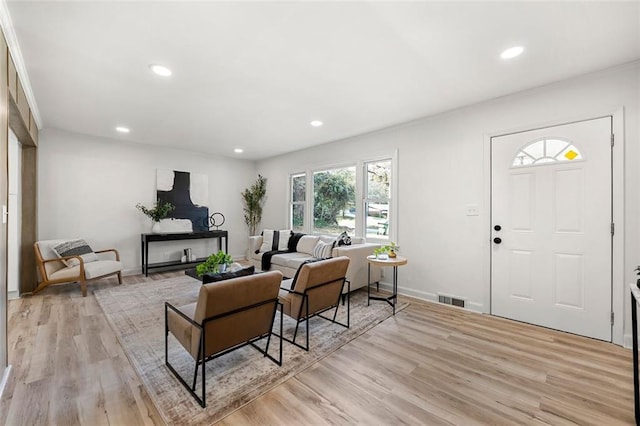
<box><xmin>156</xmin><ymin>169</ymin><xmax>209</xmax><ymax>232</ymax></box>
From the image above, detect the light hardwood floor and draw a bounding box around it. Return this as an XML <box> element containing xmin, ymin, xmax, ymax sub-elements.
<box><xmin>0</xmin><ymin>272</ymin><xmax>634</xmax><ymax>425</ymax></box>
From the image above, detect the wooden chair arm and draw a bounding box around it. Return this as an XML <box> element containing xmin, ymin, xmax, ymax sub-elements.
<box><xmin>94</xmin><ymin>248</ymin><xmax>120</xmax><ymax>261</ymax></box>
<box><xmin>41</xmin><ymin>255</ymin><xmax>84</xmax><ymax>265</ymax></box>
<box><xmin>39</xmin><ymin>255</ymin><xmax>85</xmax><ymax>281</ymax></box>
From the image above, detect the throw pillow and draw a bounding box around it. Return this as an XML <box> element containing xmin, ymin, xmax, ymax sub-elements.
<box><xmin>297</xmin><ymin>235</ymin><xmax>320</xmax><ymax>255</ymax></box>
<box><xmin>312</xmin><ymin>240</ymin><xmax>333</xmax><ymax>259</ymax></box>
<box><xmin>336</xmin><ymin>231</ymin><xmax>352</xmax><ymax>247</ymax></box>
<box><xmin>259</xmin><ymin>229</ymin><xmax>292</xmax><ymax>252</ymax></box>
<box><xmin>201</xmin><ymin>265</ymin><xmax>255</xmax><ymax>284</ymax></box>
<box><xmin>51</xmin><ymin>239</ymin><xmax>98</xmax><ymax>268</ymax></box>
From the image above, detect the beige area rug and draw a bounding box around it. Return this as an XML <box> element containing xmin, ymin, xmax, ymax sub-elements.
<box><xmin>94</xmin><ymin>275</ymin><xmax>408</xmax><ymax>425</ymax></box>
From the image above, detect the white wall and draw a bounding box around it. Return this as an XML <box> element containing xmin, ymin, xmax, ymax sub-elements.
<box><xmin>257</xmin><ymin>63</ymin><xmax>639</xmax><ymax>343</ymax></box>
<box><xmin>38</xmin><ymin>129</ymin><xmax>257</xmax><ymax>273</ymax></box>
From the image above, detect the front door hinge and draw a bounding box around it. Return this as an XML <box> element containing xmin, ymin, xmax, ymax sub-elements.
<box><xmin>611</xmin><ymin>311</ymin><xmax>614</xmax><ymax>326</ymax></box>
<box><xmin>611</xmin><ymin>134</ymin><xmax>615</xmax><ymax>147</ymax></box>
<box><xmin>611</xmin><ymin>222</ymin><xmax>615</xmax><ymax>236</ymax></box>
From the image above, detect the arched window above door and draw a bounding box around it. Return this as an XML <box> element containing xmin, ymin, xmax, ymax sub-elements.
<box><xmin>511</xmin><ymin>138</ymin><xmax>583</xmax><ymax>167</ymax></box>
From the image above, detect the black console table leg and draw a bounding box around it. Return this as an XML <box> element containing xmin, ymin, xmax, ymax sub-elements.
<box><xmin>632</xmin><ymin>291</ymin><xmax>639</xmax><ymax>425</ymax></box>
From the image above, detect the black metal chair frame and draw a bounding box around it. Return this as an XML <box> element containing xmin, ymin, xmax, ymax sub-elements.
<box><xmin>164</xmin><ymin>299</ymin><xmax>283</xmax><ymax>408</ymax></box>
<box><xmin>277</xmin><ymin>278</ymin><xmax>350</xmax><ymax>351</ymax></box>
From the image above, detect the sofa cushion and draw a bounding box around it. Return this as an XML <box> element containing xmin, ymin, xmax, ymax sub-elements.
<box><xmin>318</xmin><ymin>235</ymin><xmax>336</xmax><ymax>245</ymax></box>
<box><xmin>297</xmin><ymin>235</ymin><xmax>319</xmax><ymax>255</ymax></box>
<box><xmin>259</xmin><ymin>229</ymin><xmax>291</xmax><ymax>252</ymax></box>
<box><xmin>52</xmin><ymin>239</ymin><xmax>98</xmax><ymax>267</ymax></box>
<box><xmin>49</xmin><ymin>260</ymin><xmax>122</xmax><ymax>280</ymax></box>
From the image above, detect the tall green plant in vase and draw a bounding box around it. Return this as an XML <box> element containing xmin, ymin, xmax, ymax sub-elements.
<box><xmin>241</xmin><ymin>175</ymin><xmax>267</xmax><ymax>236</ymax></box>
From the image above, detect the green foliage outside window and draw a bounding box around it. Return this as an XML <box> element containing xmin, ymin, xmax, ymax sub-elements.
<box><xmin>313</xmin><ymin>168</ymin><xmax>355</xmax><ymax>228</ymax></box>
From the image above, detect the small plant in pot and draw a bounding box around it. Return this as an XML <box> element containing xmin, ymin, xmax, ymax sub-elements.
<box><xmin>373</xmin><ymin>242</ymin><xmax>399</xmax><ymax>259</ymax></box>
<box><xmin>136</xmin><ymin>201</ymin><xmax>174</xmax><ymax>233</ymax></box>
<box><xmin>196</xmin><ymin>250</ymin><xmax>233</xmax><ymax>276</ymax></box>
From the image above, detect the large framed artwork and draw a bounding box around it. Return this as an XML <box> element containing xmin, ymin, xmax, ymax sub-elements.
<box><xmin>157</xmin><ymin>169</ymin><xmax>209</xmax><ymax>232</ymax></box>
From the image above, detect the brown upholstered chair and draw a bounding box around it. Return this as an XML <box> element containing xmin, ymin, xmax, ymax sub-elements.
<box><xmin>278</xmin><ymin>256</ymin><xmax>350</xmax><ymax>351</ymax></box>
<box><xmin>34</xmin><ymin>239</ymin><xmax>122</xmax><ymax>297</ymax></box>
<box><xmin>165</xmin><ymin>270</ymin><xmax>283</xmax><ymax>407</ymax></box>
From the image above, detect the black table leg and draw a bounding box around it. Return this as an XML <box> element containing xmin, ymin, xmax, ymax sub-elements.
<box><xmin>141</xmin><ymin>237</ymin><xmax>144</xmax><ymax>275</ymax></box>
<box><xmin>393</xmin><ymin>265</ymin><xmax>397</xmax><ymax>315</ymax></box>
<box><xmin>632</xmin><ymin>291</ymin><xmax>639</xmax><ymax>425</ymax></box>
<box><xmin>367</xmin><ymin>263</ymin><xmax>371</xmax><ymax>306</ymax></box>
<box><xmin>144</xmin><ymin>240</ymin><xmax>149</xmax><ymax>277</ymax></box>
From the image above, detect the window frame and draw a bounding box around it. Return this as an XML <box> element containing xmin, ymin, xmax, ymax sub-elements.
<box><xmin>289</xmin><ymin>172</ymin><xmax>306</xmax><ymax>233</ymax></box>
<box><xmin>363</xmin><ymin>158</ymin><xmax>393</xmax><ymax>243</ymax></box>
<box><xmin>287</xmin><ymin>151</ymin><xmax>397</xmax><ymax>244</ymax></box>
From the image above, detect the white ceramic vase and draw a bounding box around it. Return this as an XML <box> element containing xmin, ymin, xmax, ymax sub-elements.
<box><xmin>151</xmin><ymin>222</ymin><xmax>161</xmax><ymax>233</ymax></box>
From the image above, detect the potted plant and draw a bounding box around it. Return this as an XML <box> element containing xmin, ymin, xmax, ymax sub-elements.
<box><xmin>373</xmin><ymin>242</ymin><xmax>400</xmax><ymax>259</ymax></box>
<box><xmin>196</xmin><ymin>250</ymin><xmax>233</xmax><ymax>276</ymax></box>
<box><xmin>136</xmin><ymin>201</ymin><xmax>174</xmax><ymax>233</ymax></box>
<box><xmin>241</xmin><ymin>175</ymin><xmax>267</xmax><ymax>236</ymax></box>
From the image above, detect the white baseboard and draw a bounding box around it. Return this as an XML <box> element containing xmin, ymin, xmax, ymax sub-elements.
<box><xmin>376</xmin><ymin>280</ymin><xmax>484</xmax><ymax>313</ymax></box>
<box><xmin>7</xmin><ymin>290</ymin><xmax>18</xmax><ymax>300</ymax></box>
<box><xmin>0</xmin><ymin>365</ymin><xmax>12</xmax><ymax>400</ymax></box>
<box><xmin>624</xmin><ymin>334</ymin><xmax>633</xmax><ymax>349</ymax></box>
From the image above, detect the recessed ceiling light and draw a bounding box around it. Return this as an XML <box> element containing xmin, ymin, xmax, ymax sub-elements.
<box><xmin>500</xmin><ymin>46</ymin><xmax>524</xmax><ymax>60</ymax></box>
<box><xmin>234</xmin><ymin>148</ymin><xmax>244</xmax><ymax>154</ymax></box>
<box><xmin>115</xmin><ymin>126</ymin><xmax>130</xmax><ymax>133</ymax></box>
<box><xmin>149</xmin><ymin>64</ymin><xmax>172</xmax><ymax>77</ymax></box>
<box><xmin>310</xmin><ymin>120</ymin><xmax>323</xmax><ymax>127</ymax></box>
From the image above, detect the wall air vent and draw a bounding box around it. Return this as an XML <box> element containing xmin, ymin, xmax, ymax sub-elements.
<box><xmin>438</xmin><ymin>295</ymin><xmax>465</xmax><ymax>308</ymax></box>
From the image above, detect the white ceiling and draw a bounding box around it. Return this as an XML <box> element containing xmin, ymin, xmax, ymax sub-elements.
<box><xmin>6</xmin><ymin>1</ymin><xmax>640</xmax><ymax>160</ymax></box>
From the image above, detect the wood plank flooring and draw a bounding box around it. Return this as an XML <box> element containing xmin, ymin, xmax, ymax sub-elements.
<box><xmin>0</xmin><ymin>272</ymin><xmax>634</xmax><ymax>425</ymax></box>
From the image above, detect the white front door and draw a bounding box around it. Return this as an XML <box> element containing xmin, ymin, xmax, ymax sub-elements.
<box><xmin>491</xmin><ymin>117</ymin><xmax>612</xmax><ymax>341</ymax></box>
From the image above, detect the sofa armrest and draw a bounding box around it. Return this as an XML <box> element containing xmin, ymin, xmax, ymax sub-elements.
<box><xmin>332</xmin><ymin>243</ymin><xmax>382</xmax><ymax>292</ymax></box>
<box><xmin>332</xmin><ymin>242</ymin><xmax>380</xmax><ymax>258</ymax></box>
<box><xmin>248</xmin><ymin>236</ymin><xmax>263</xmax><ymax>254</ymax></box>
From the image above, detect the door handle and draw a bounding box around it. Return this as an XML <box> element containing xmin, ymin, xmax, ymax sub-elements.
<box><xmin>493</xmin><ymin>237</ymin><xmax>502</xmax><ymax>244</ymax></box>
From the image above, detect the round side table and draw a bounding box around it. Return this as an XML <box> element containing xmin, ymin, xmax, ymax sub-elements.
<box><xmin>367</xmin><ymin>255</ymin><xmax>408</xmax><ymax>315</ymax></box>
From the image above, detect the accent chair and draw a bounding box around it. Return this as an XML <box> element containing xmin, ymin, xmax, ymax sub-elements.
<box><xmin>34</xmin><ymin>239</ymin><xmax>122</xmax><ymax>297</ymax></box>
<box><xmin>278</xmin><ymin>256</ymin><xmax>350</xmax><ymax>351</ymax></box>
<box><xmin>165</xmin><ymin>270</ymin><xmax>283</xmax><ymax>407</ymax></box>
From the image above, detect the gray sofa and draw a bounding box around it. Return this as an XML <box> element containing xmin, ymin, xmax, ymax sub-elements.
<box><xmin>248</xmin><ymin>234</ymin><xmax>382</xmax><ymax>294</ymax></box>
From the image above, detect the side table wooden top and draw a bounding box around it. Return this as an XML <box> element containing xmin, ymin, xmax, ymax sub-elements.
<box><xmin>366</xmin><ymin>255</ymin><xmax>408</xmax><ymax>267</ymax></box>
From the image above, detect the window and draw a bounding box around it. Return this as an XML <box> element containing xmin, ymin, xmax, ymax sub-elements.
<box><xmin>512</xmin><ymin>138</ymin><xmax>583</xmax><ymax>167</ymax></box>
<box><xmin>290</xmin><ymin>173</ymin><xmax>305</xmax><ymax>232</ymax></box>
<box><xmin>289</xmin><ymin>156</ymin><xmax>394</xmax><ymax>241</ymax></box>
<box><xmin>364</xmin><ymin>159</ymin><xmax>391</xmax><ymax>240</ymax></box>
<box><xmin>313</xmin><ymin>166</ymin><xmax>356</xmax><ymax>235</ymax></box>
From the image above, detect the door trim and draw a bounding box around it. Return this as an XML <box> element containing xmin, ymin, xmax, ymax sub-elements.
<box><xmin>482</xmin><ymin>108</ymin><xmax>624</xmax><ymax>345</ymax></box>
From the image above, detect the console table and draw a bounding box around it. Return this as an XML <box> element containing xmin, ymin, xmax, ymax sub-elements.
<box><xmin>141</xmin><ymin>231</ymin><xmax>228</xmax><ymax>276</ymax></box>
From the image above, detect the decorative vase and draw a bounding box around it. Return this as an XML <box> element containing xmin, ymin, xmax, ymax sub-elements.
<box><xmin>151</xmin><ymin>222</ymin><xmax>161</xmax><ymax>233</ymax></box>
<box><xmin>218</xmin><ymin>264</ymin><xmax>227</xmax><ymax>273</ymax></box>
<box><xmin>389</xmin><ymin>249</ymin><xmax>397</xmax><ymax>258</ymax></box>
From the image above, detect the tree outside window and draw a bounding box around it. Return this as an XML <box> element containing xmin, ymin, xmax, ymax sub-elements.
<box><xmin>365</xmin><ymin>160</ymin><xmax>391</xmax><ymax>240</ymax></box>
<box><xmin>313</xmin><ymin>166</ymin><xmax>356</xmax><ymax>235</ymax></box>
<box><xmin>290</xmin><ymin>173</ymin><xmax>305</xmax><ymax>232</ymax></box>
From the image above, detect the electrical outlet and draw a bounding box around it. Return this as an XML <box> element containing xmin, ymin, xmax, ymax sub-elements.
<box><xmin>465</xmin><ymin>204</ymin><xmax>479</xmax><ymax>216</ymax></box>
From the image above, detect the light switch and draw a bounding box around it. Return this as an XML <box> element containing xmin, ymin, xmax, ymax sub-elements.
<box><xmin>2</xmin><ymin>205</ymin><xmax>7</xmax><ymax>224</ymax></box>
